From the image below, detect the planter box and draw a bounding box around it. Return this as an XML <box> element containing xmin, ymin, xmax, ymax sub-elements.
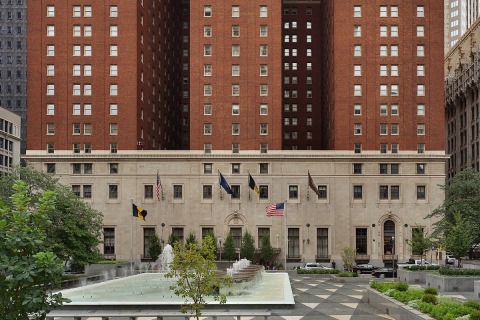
<box><xmin>425</xmin><ymin>273</ymin><xmax>480</xmax><ymax>292</ymax></box>
<box><xmin>397</xmin><ymin>269</ymin><xmax>427</xmax><ymax>284</ymax></box>
<box><xmin>362</xmin><ymin>288</ymin><xmax>433</xmax><ymax>320</ymax></box>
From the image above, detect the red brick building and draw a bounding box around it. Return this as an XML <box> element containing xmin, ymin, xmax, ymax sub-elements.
<box><xmin>27</xmin><ymin>1</ymin><xmax>183</xmax><ymax>152</ymax></box>
<box><xmin>27</xmin><ymin>1</ymin><xmax>444</xmax><ymax>153</ymax></box>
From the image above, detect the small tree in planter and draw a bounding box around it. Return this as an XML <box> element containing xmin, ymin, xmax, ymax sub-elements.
<box><xmin>406</xmin><ymin>226</ymin><xmax>432</xmax><ymax>264</ymax></box>
<box><xmin>223</xmin><ymin>233</ymin><xmax>237</xmax><ymax>262</ymax></box>
<box><xmin>444</xmin><ymin>212</ymin><xmax>474</xmax><ymax>268</ymax></box>
<box><xmin>341</xmin><ymin>247</ymin><xmax>356</xmax><ymax>271</ymax></box>
<box><xmin>168</xmin><ymin>233</ymin><xmax>180</xmax><ymax>246</ymax></box>
<box><xmin>186</xmin><ymin>232</ymin><xmax>198</xmax><ymax>248</ymax></box>
<box><xmin>240</xmin><ymin>230</ymin><xmax>255</xmax><ymax>260</ymax></box>
<box><xmin>148</xmin><ymin>233</ymin><xmax>162</xmax><ymax>262</ymax></box>
<box><xmin>260</xmin><ymin>235</ymin><xmax>274</xmax><ymax>267</ymax></box>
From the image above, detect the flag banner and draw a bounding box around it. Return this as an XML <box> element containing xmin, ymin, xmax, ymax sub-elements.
<box><xmin>156</xmin><ymin>170</ymin><xmax>162</xmax><ymax>200</ymax></box>
<box><xmin>266</xmin><ymin>203</ymin><xmax>285</xmax><ymax>216</ymax></box>
<box><xmin>132</xmin><ymin>203</ymin><xmax>148</xmax><ymax>221</ymax></box>
<box><xmin>248</xmin><ymin>173</ymin><xmax>260</xmax><ymax>195</ymax></box>
<box><xmin>308</xmin><ymin>171</ymin><xmax>321</xmax><ymax>197</ymax></box>
<box><xmin>219</xmin><ymin>171</ymin><xmax>233</xmax><ymax>195</ymax></box>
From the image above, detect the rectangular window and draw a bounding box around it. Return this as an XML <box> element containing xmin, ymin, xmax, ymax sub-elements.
<box><xmin>104</xmin><ymin>228</ymin><xmax>115</xmax><ymax>255</ymax></box>
<box><xmin>203</xmin><ymin>185</ymin><xmax>213</xmax><ymax>199</ymax></box>
<box><xmin>353</xmin><ymin>185</ymin><xmax>363</xmax><ymax>199</ymax></box>
<box><xmin>391</xmin><ymin>25</ymin><xmax>398</xmax><ymax>37</ymax></box>
<box><xmin>354</xmin><ymin>123</ymin><xmax>362</xmax><ymax>135</ymax></box>
<box><xmin>109</xmin><ymin>163</ymin><xmax>119</xmax><ymax>174</ymax></box>
<box><xmin>354</xmin><ymin>44</ymin><xmax>362</xmax><ymax>56</ymax></box>
<box><xmin>417</xmin><ymin>25</ymin><xmax>425</xmax><ymax>37</ymax></box>
<box><xmin>108</xmin><ymin>185</ymin><xmax>118</xmax><ymax>199</ymax></box>
<box><xmin>417</xmin><ymin>45</ymin><xmax>425</xmax><ymax>57</ymax></box>
<box><xmin>380</xmin><ymin>6</ymin><xmax>387</xmax><ymax>17</ymax></box>
<box><xmin>110</xmin><ymin>5</ymin><xmax>118</xmax><ymax>17</ymax></box>
<box><xmin>260</xmin><ymin>5</ymin><xmax>268</xmax><ymax>17</ymax></box>
<box><xmin>232</xmin><ymin>25</ymin><xmax>240</xmax><ymax>37</ymax></box>
<box><xmin>354</xmin><ymin>5</ymin><xmax>361</xmax><ymax>17</ymax></box>
<box><xmin>260</xmin><ymin>64</ymin><xmax>268</xmax><ymax>76</ymax></box>
<box><xmin>417</xmin><ymin>6</ymin><xmax>424</xmax><ymax>17</ymax></box>
<box><xmin>204</xmin><ymin>25</ymin><xmax>212</xmax><ymax>37</ymax></box>
<box><xmin>417</xmin><ymin>143</ymin><xmax>425</xmax><ymax>154</ymax></box>
<box><xmin>204</xmin><ymin>5</ymin><xmax>212</xmax><ymax>17</ymax></box>
<box><xmin>260</xmin><ymin>25</ymin><xmax>268</xmax><ymax>37</ymax></box>
<box><xmin>354</xmin><ymin>65</ymin><xmax>362</xmax><ymax>76</ymax></box>
<box><xmin>47</xmin><ymin>5</ymin><xmax>55</xmax><ymax>17</ymax></box>
<box><xmin>380</xmin><ymin>25</ymin><xmax>388</xmax><ymax>37</ymax></box>
<box><xmin>417</xmin><ymin>84</ymin><xmax>425</xmax><ymax>96</ymax></box>
<box><xmin>353</xmin><ymin>163</ymin><xmax>362</xmax><ymax>174</ymax></box>
<box><xmin>260</xmin><ymin>45</ymin><xmax>268</xmax><ymax>56</ymax></box>
<box><xmin>231</xmin><ymin>185</ymin><xmax>240</xmax><ymax>199</ymax></box>
<box><xmin>417</xmin><ymin>124</ymin><xmax>425</xmax><ymax>135</ymax></box>
<box><xmin>288</xmin><ymin>228</ymin><xmax>300</xmax><ymax>258</ymax></box>
<box><xmin>232</xmin><ymin>5</ymin><xmax>240</xmax><ymax>17</ymax></box>
<box><xmin>143</xmin><ymin>228</ymin><xmax>156</xmax><ymax>258</ymax></box>
<box><xmin>356</xmin><ymin>228</ymin><xmax>367</xmax><ymax>254</ymax></box>
<box><xmin>173</xmin><ymin>185</ymin><xmax>183</xmax><ymax>199</ymax></box>
<box><xmin>416</xmin><ymin>186</ymin><xmax>426</xmax><ymax>200</ymax></box>
<box><xmin>232</xmin><ymin>44</ymin><xmax>240</xmax><ymax>56</ymax></box>
<box><xmin>289</xmin><ymin>185</ymin><xmax>298</xmax><ymax>199</ymax></box>
<box><xmin>354</xmin><ymin>25</ymin><xmax>361</xmax><ymax>37</ymax></box>
<box><xmin>232</xmin><ymin>64</ymin><xmax>240</xmax><ymax>76</ymax></box>
<box><xmin>203</xmin><ymin>163</ymin><xmax>213</xmax><ymax>174</ymax></box>
<box><xmin>379</xmin><ymin>185</ymin><xmax>389</xmax><ymax>199</ymax></box>
<box><xmin>416</xmin><ymin>164</ymin><xmax>425</xmax><ymax>174</ymax></box>
<box><xmin>259</xmin><ymin>185</ymin><xmax>268</xmax><ymax>199</ymax></box>
<box><xmin>110</xmin><ymin>45</ymin><xmax>118</xmax><ymax>56</ymax></box>
<box><xmin>144</xmin><ymin>185</ymin><xmax>153</xmax><ymax>199</ymax></box>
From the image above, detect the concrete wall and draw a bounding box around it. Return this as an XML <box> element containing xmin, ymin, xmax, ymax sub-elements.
<box><xmin>425</xmin><ymin>274</ymin><xmax>480</xmax><ymax>292</ymax></box>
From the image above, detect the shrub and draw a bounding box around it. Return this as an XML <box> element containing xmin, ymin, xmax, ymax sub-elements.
<box><xmin>439</xmin><ymin>267</ymin><xmax>480</xmax><ymax>277</ymax></box>
<box><xmin>395</xmin><ymin>282</ymin><xmax>409</xmax><ymax>292</ymax></box>
<box><xmin>391</xmin><ymin>289</ymin><xmax>424</xmax><ymax>303</ymax></box>
<box><xmin>296</xmin><ymin>268</ymin><xmax>339</xmax><ymax>275</ymax></box>
<box><xmin>338</xmin><ymin>271</ymin><xmax>358</xmax><ymax>277</ymax></box>
<box><xmin>405</xmin><ymin>265</ymin><xmax>441</xmax><ymax>271</ymax></box>
<box><xmin>465</xmin><ymin>300</ymin><xmax>480</xmax><ymax>310</ymax></box>
<box><xmin>470</xmin><ymin>310</ymin><xmax>480</xmax><ymax>320</ymax></box>
<box><xmin>423</xmin><ymin>287</ymin><xmax>438</xmax><ymax>296</ymax></box>
<box><xmin>370</xmin><ymin>281</ymin><xmax>398</xmax><ymax>293</ymax></box>
<box><xmin>422</xmin><ymin>294</ymin><xmax>437</xmax><ymax>305</ymax></box>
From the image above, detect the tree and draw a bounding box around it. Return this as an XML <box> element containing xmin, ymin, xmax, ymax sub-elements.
<box><xmin>407</xmin><ymin>227</ymin><xmax>433</xmax><ymax>264</ymax></box>
<box><xmin>202</xmin><ymin>232</ymin><xmax>217</xmax><ymax>260</ymax></box>
<box><xmin>427</xmin><ymin>168</ymin><xmax>480</xmax><ymax>244</ymax></box>
<box><xmin>0</xmin><ymin>165</ymin><xmax>103</xmax><ymax>268</ymax></box>
<box><xmin>341</xmin><ymin>247</ymin><xmax>356</xmax><ymax>271</ymax></box>
<box><xmin>165</xmin><ymin>236</ymin><xmax>232</xmax><ymax>319</ymax></box>
<box><xmin>186</xmin><ymin>232</ymin><xmax>198</xmax><ymax>248</ymax></box>
<box><xmin>240</xmin><ymin>230</ymin><xmax>255</xmax><ymax>260</ymax></box>
<box><xmin>260</xmin><ymin>235</ymin><xmax>274</xmax><ymax>266</ymax></box>
<box><xmin>168</xmin><ymin>232</ymin><xmax>180</xmax><ymax>246</ymax></box>
<box><xmin>223</xmin><ymin>233</ymin><xmax>237</xmax><ymax>262</ymax></box>
<box><xmin>444</xmin><ymin>212</ymin><xmax>475</xmax><ymax>267</ymax></box>
<box><xmin>148</xmin><ymin>233</ymin><xmax>162</xmax><ymax>262</ymax></box>
<box><xmin>0</xmin><ymin>180</ymin><xmax>68</xmax><ymax>319</ymax></box>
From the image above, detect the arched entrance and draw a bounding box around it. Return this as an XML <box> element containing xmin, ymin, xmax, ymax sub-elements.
<box><xmin>383</xmin><ymin>220</ymin><xmax>395</xmax><ymax>255</ymax></box>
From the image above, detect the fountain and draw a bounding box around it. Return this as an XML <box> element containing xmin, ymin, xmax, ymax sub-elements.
<box><xmin>160</xmin><ymin>243</ymin><xmax>174</xmax><ymax>271</ymax></box>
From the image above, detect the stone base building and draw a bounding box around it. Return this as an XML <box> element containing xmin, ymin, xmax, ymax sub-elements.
<box><xmin>24</xmin><ymin>150</ymin><xmax>446</xmax><ymax>268</ymax></box>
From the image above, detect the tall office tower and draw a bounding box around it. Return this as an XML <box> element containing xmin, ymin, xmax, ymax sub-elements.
<box><xmin>0</xmin><ymin>0</ymin><xmax>27</xmax><ymax>153</ymax></box>
<box><xmin>188</xmin><ymin>1</ymin><xmax>283</xmax><ymax>152</ymax></box>
<box><xmin>181</xmin><ymin>0</ymin><xmax>190</xmax><ymax>150</ymax></box>
<box><xmin>282</xmin><ymin>2</ymin><xmax>322</xmax><ymax>150</ymax></box>
<box><xmin>320</xmin><ymin>1</ymin><xmax>444</xmax><ymax>152</ymax></box>
<box><xmin>445</xmin><ymin>0</ymin><xmax>480</xmax><ymax>52</ymax></box>
<box><xmin>27</xmin><ymin>1</ymin><xmax>183</xmax><ymax>153</ymax></box>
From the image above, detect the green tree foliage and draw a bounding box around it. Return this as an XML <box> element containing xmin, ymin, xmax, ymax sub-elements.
<box><xmin>148</xmin><ymin>233</ymin><xmax>162</xmax><ymax>262</ymax></box>
<box><xmin>168</xmin><ymin>232</ymin><xmax>180</xmax><ymax>246</ymax></box>
<box><xmin>341</xmin><ymin>247</ymin><xmax>357</xmax><ymax>271</ymax></box>
<box><xmin>0</xmin><ymin>165</ymin><xmax>103</xmax><ymax>268</ymax></box>
<box><xmin>202</xmin><ymin>232</ymin><xmax>217</xmax><ymax>260</ymax></box>
<box><xmin>240</xmin><ymin>230</ymin><xmax>255</xmax><ymax>260</ymax></box>
<box><xmin>0</xmin><ymin>181</ymin><xmax>68</xmax><ymax>319</ymax></box>
<box><xmin>165</xmin><ymin>236</ymin><xmax>232</xmax><ymax>319</ymax></box>
<box><xmin>427</xmin><ymin>168</ymin><xmax>480</xmax><ymax>244</ymax></box>
<box><xmin>223</xmin><ymin>233</ymin><xmax>237</xmax><ymax>262</ymax></box>
<box><xmin>444</xmin><ymin>212</ymin><xmax>475</xmax><ymax>267</ymax></box>
<box><xmin>186</xmin><ymin>232</ymin><xmax>198</xmax><ymax>248</ymax></box>
<box><xmin>260</xmin><ymin>235</ymin><xmax>274</xmax><ymax>265</ymax></box>
<box><xmin>407</xmin><ymin>227</ymin><xmax>433</xmax><ymax>262</ymax></box>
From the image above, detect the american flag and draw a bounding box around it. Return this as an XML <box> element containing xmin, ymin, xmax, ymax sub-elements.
<box><xmin>156</xmin><ymin>170</ymin><xmax>162</xmax><ymax>200</ymax></box>
<box><xmin>266</xmin><ymin>203</ymin><xmax>285</xmax><ymax>217</ymax></box>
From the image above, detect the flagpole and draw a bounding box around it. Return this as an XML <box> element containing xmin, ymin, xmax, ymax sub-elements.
<box><xmin>284</xmin><ymin>201</ymin><xmax>287</xmax><ymax>270</ymax></box>
<box><xmin>130</xmin><ymin>198</ymin><xmax>134</xmax><ymax>276</ymax></box>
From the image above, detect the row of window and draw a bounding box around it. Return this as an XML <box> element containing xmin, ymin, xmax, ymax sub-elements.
<box><xmin>353</xmin><ymin>25</ymin><xmax>425</xmax><ymax>38</ymax></box>
<box><xmin>352</xmin><ymin>84</ymin><xmax>426</xmax><ymax>97</ymax></box>
<box><xmin>0</xmin><ymin>69</ymin><xmax>23</xmax><ymax>79</ymax></box>
<box><xmin>354</xmin><ymin>104</ymin><xmax>426</xmax><ymax>116</ymax></box>
<box><xmin>0</xmin><ymin>137</ymin><xmax>14</xmax><ymax>151</ymax></box>
<box><xmin>69</xmin><ymin>181</ymin><xmax>429</xmax><ymax>202</ymax></box>
<box><xmin>46</xmin><ymin>5</ymin><xmax>118</xmax><ymax>18</ymax></box>
<box><xmin>46</xmin><ymin>25</ymin><xmax>118</xmax><ymax>37</ymax></box>
<box><xmin>284</xmin><ymin>48</ymin><xmax>314</xmax><ymax>57</ymax></box>
<box><xmin>45</xmin><ymin>103</ymin><xmax>118</xmax><ymax>116</ymax></box>
<box><xmin>203</xmin><ymin>104</ymin><xmax>268</xmax><ymax>116</ymax></box>
<box><xmin>353</xmin><ymin>143</ymin><xmax>426</xmax><ymax>154</ymax></box>
<box><xmin>353</xmin><ymin>5</ymin><xmax>425</xmax><ymax>18</ymax></box>
<box><xmin>203</xmin><ymin>143</ymin><xmax>268</xmax><ymax>154</ymax></box>
<box><xmin>46</xmin><ymin>64</ymin><xmax>118</xmax><ymax>77</ymax></box>
<box><xmin>202</xmin><ymin>84</ymin><xmax>269</xmax><ymax>97</ymax></box>
<box><xmin>46</xmin><ymin>44</ymin><xmax>118</xmax><ymax>57</ymax></box>
<box><xmin>46</xmin><ymin>123</ymin><xmax>118</xmax><ymax>136</ymax></box>
<box><xmin>353</xmin><ymin>44</ymin><xmax>425</xmax><ymax>57</ymax></box>
<box><xmin>203</xmin><ymin>5</ymin><xmax>268</xmax><ymax>18</ymax></box>
<box><xmin>353</xmin><ymin>64</ymin><xmax>425</xmax><ymax>77</ymax></box>
<box><xmin>0</xmin><ymin>54</ymin><xmax>23</xmax><ymax>65</ymax></box>
<box><xmin>0</xmin><ymin>25</ymin><xmax>23</xmax><ymax>35</ymax></box>
<box><xmin>45</xmin><ymin>84</ymin><xmax>118</xmax><ymax>96</ymax></box>
<box><xmin>0</xmin><ymin>0</ymin><xmax>24</xmax><ymax>5</ymax></box>
<box><xmin>203</xmin><ymin>25</ymin><xmax>269</xmax><ymax>38</ymax></box>
<box><xmin>45</xmin><ymin>142</ymin><xmax>118</xmax><ymax>154</ymax></box>
<box><xmin>203</xmin><ymin>123</ymin><xmax>268</xmax><ymax>135</ymax></box>
<box><xmin>0</xmin><ymin>39</ymin><xmax>23</xmax><ymax>49</ymax></box>
<box><xmin>204</xmin><ymin>64</ymin><xmax>269</xmax><ymax>77</ymax></box>
<box><xmin>283</xmin><ymin>62</ymin><xmax>313</xmax><ymax>70</ymax></box>
<box><xmin>203</xmin><ymin>44</ymin><xmax>268</xmax><ymax>57</ymax></box>
<box><xmin>353</xmin><ymin>123</ymin><xmax>426</xmax><ymax>136</ymax></box>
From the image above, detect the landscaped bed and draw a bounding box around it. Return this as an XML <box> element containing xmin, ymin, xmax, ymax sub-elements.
<box><xmin>370</xmin><ymin>281</ymin><xmax>480</xmax><ymax>320</ymax></box>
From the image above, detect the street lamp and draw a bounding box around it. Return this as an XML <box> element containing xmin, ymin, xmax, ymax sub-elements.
<box><xmin>392</xmin><ymin>236</ymin><xmax>395</xmax><ymax>277</ymax></box>
<box><xmin>218</xmin><ymin>237</ymin><xmax>222</xmax><ymax>261</ymax></box>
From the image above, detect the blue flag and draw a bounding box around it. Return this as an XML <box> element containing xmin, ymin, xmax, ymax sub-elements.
<box><xmin>219</xmin><ymin>172</ymin><xmax>233</xmax><ymax>195</ymax></box>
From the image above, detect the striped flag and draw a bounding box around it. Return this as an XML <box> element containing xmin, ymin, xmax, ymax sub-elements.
<box><xmin>156</xmin><ymin>170</ymin><xmax>162</xmax><ymax>200</ymax></box>
<box><xmin>266</xmin><ymin>203</ymin><xmax>285</xmax><ymax>217</ymax></box>
<box><xmin>248</xmin><ymin>173</ymin><xmax>260</xmax><ymax>195</ymax></box>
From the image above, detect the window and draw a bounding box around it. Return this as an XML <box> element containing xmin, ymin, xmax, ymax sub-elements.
<box><xmin>417</xmin><ymin>45</ymin><xmax>425</xmax><ymax>57</ymax></box>
<box><xmin>108</xmin><ymin>163</ymin><xmax>119</xmax><ymax>174</ymax></box>
<box><xmin>110</xmin><ymin>25</ymin><xmax>117</xmax><ymax>37</ymax></box>
<box><xmin>232</xmin><ymin>84</ymin><xmax>239</xmax><ymax>96</ymax></box>
<box><xmin>260</xmin><ymin>64</ymin><xmax>268</xmax><ymax>76</ymax></box>
<box><xmin>173</xmin><ymin>185</ymin><xmax>183</xmax><ymax>199</ymax></box>
<box><xmin>380</xmin><ymin>84</ymin><xmax>388</xmax><ymax>96</ymax></box>
<box><xmin>84</xmin><ymin>25</ymin><xmax>92</xmax><ymax>37</ymax></box>
<box><xmin>354</xmin><ymin>123</ymin><xmax>362</xmax><ymax>135</ymax></box>
<box><xmin>110</xmin><ymin>5</ymin><xmax>118</xmax><ymax>17</ymax></box>
<box><xmin>73</xmin><ymin>6</ymin><xmax>81</xmax><ymax>17</ymax></box>
<box><xmin>47</xmin><ymin>84</ymin><xmax>55</xmax><ymax>95</ymax></box>
<box><xmin>417</xmin><ymin>84</ymin><xmax>425</xmax><ymax>96</ymax></box>
<box><xmin>391</xmin><ymin>164</ymin><xmax>399</xmax><ymax>174</ymax></box>
<box><xmin>391</xmin><ymin>123</ymin><xmax>399</xmax><ymax>135</ymax></box>
<box><xmin>47</xmin><ymin>45</ymin><xmax>55</xmax><ymax>56</ymax></box>
<box><xmin>84</xmin><ymin>64</ymin><xmax>92</xmax><ymax>76</ymax></box>
<box><xmin>380</xmin><ymin>123</ymin><xmax>388</xmax><ymax>135</ymax></box>
<box><xmin>380</xmin><ymin>25</ymin><xmax>388</xmax><ymax>37</ymax></box>
<box><xmin>391</xmin><ymin>84</ymin><xmax>398</xmax><ymax>96</ymax></box>
<box><xmin>72</xmin><ymin>45</ymin><xmax>80</xmax><ymax>56</ymax></box>
<box><xmin>110</xmin><ymin>123</ymin><xmax>118</xmax><ymax>135</ymax></box>
<box><xmin>47</xmin><ymin>25</ymin><xmax>55</xmax><ymax>37</ymax></box>
<box><xmin>353</xmin><ymin>163</ymin><xmax>362</xmax><ymax>174</ymax></box>
<box><xmin>391</xmin><ymin>65</ymin><xmax>399</xmax><ymax>76</ymax></box>
<box><xmin>203</xmin><ymin>185</ymin><xmax>213</xmax><ymax>199</ymax></box>
<box><xmin>46</xmin><ymin>123</ymin><xmax>55</xmax><ymax>135</ymax></box>
<box><xmin>289</xmin><ymin>185</ymin><xmax>299</xmax><ymax>199</ymax></box>
<box><xmin>260</xmin><ymin>84</ymin><xmax>268</xmax><ymax>96</ymax></box>
<box><xmin>416</xmin><ymin>163</ymin><xmax>426</xmax><ymax>174</ymax></box>
<box><xmin>379</xmin><ymin>163</ymin><xmax>388</xmax><ymax>174</ymax></box>
<box><xmin>260</xmin><ymin>124</ymin><xmax>268</xmax><ymax>135</ymax></box>
<box><xmin>354</xmin><ymin>143</ymin><xmax>362</xmax><ymax>153</ymax></box>
<box><xmin>380</xmin><ymin>65</ymin><xmax>388</xmax><ymax>76</ymax></box>
<box><xmin>380</xmin><ymin>143</ymin><xmax>388</xmax><ymax>153</ymax></box>
<box><xmin>391</xmin><ymin>25</ymin><xmax>398</xmax><ymax>37</ymax></box>
<box><xmin>110</xmin><ymin>45</ymin><xmax>118</xmax><ymax>56</ymax></box>
<box><xmin>47</xmin><ymin>5</ymin><xmax>55</xmax><ymax>17</ymax></box>
<box><xmin>204</xmin><ymin>104</ymin><xmax>212</xmax><ymax>115</ymax></box>
<box><xmin>391</xmin><ymin>104</ymin><xmax>399</xmax><ymax>115</ymax></box>
<box><xmin>259</xmin><ymin>185</ymin><xmax>268</xmax><ymax>199</ymax></box>
<box><xmin>260</xmin><ymin>5</ymin><xmax>267</xmax><ymax>17</ymax></box>
<box><xmin>110</xmin><ymin>65</ymin><xmax>118</xmax><ymax>76</ymax></box>
<box><xmin>417</xmin><ymin>25</ymin><xmax>424</xmax><ymax>37</ymax></box>
<box><xmin>417</xmin><ymin>65</ymin><xmax>425</xmax><ymax>76</ymax></box>
<box><xmin>391</xmin><ymin>45</ymin><xmax>398</xmax><ymax>56</ymax></box>
<box><xmin>110</xmin><ymin>143</ymin><xmax>118</xmax><ymax>154</ymax></box>
<box><xmin>232</xmin><ymin>123</ymin><xmax>240</xmax><ymax>135</ymax></box>
<box><xmin>417</xmin><ymin>143</ymin><xmax>425</xmax><ymax>154</ymax></box>
<box><xmin>84</xmin><ymin>84</ymin><xmax>92</xmax><ymax>95</ymax></box>
<box><xmin>354</xmin><ymin>44</ymin><xmax>362</xmax><ymax>56</ymax></box>
<box><xmin>260</xmin><ymin>45</ymin><xmax>268</xmax><ymax>56</ymax></box>
<box><xmin>391</xmin><ymin>6</ymin><xmax>398</xmax><ymax>17</ymax></box>
<box><xmin>232</xmin><ymin>104</ymin><xmax>240</xmax><ymax>115</ymax></box>
<box><xmin>110</xmin><ymin>104</ymin><xmax>118</xmax><ymax>115</ymax></box>
<box><xmin>260</xmin><ymin>104</ymin><xmax>268</xmax><ymax>115</ymax></box>
<box><xmin>232</xmin><ymin>5</ymin><xmax>240</xmax><ymax>17</ymax></box>
<box><xmin>417</xmin><ymin>186</ymin><xmax>426</xmax><ymax>200</ymax></box>
<box><xmin>354</xmin><ymin>104</ymin><xmax>362</xmax><ymax>115</ymax></box>
<box><xmin>204</xmin><ymin>123</ymin><xmax>212</xmax><ymax>135</ymax></box>
<box><xmin>417</xmin><ymin>5</ymin><xmax>424</xmax><ymax>17</ymax></box>
<box><xmin>204</xmin><ymin>25</ymin><xmax>212</xmax><ymax>37</ymax></box>
<box><xmin>232</xmin><ymin>45</ymin><xmax>240</xmax><ymax>56</ymax></box>
<box><xmin>354</xmin><ymin>84</ymin><xmax>362</xmax><ymax>96</ymax></box>
<box><xmin>353</xmin><ymin>185</ymin><xmax>363</xmax><ymax>200</ymax></box>
<box><xmin>47</xmin><ymin>104</ymin><xmax>55</xmax><ymax>115</ymax></box>
<box><xmin>73</xmin><ymin>25</ymin><xmax>81</xmax><ymax>37</ymax></box>
<box><xmin>232</xmin><ymin>25</ymin><xmax>240</xmax><ymax>37</ymax></box>
<box><xmin>204</xmin><ymin>44</ymin><xmax>212</xmax><ymax>56</ymax></box>
<box><xmin>47</xmin><ymin>64</ymin><xmax>55</xmax><ymax>76</ymax></box>
<box><xmin>204</xmin><ymin>5</ymin><xmax>212</xmax><ymax>17</ymax></box>
<box><xmin>380</xmin><ymin>5</ymin><xmax>387</xmax><ymax>17</ymax></box>
<box><xmin>84</xmin><ymin>5</ymin><xmax>92</xmax><ymax>17</ymax></box>
<box><xmin>354</xmin><ymin>65</ymin><xmax>362</xmax><ymax>76</ymax></box>
<box><xmin>417</xmin><ymin>124</ymin><xmax>425</xmax><ymax>135</ymax></box>
<box><xmin>354</xmin><ymin>5</ymin><xmax>361</xmax><ymax>17</ymax></box>
<box><xmin>204</xmin><ymin>84</ymin><xmax>212</xmax><ymax>96</ymax></box>
<box><xmin>417</xmin><ymin>104</ymin><xmax>425</xmax><ymax>115</ymax></box>
<box><xmin>144</xmin><ymin>185</ymin><xmax>153</xmax><ymax>199</ymax></box>
<box><xmin>84</xmin><ymin>45</ymin><xmax>92</xmax><ymax>56</ymax></box>
<box><xmin>84</xmin><ymin>123</ymin><xmax>92</xmax><ymax>135</ymax></box>
<box><xmin>260</xmin><ymin>25</ymin><xmax>268</xmax><ymax>37</ymax></box>
<box><xmin>354</xmin><ymin>25</ymin><xmax>361</xmax><ymax>37</ymax></box>
<box><xmin>380</xmin><ymin>45</ymin><xmax>387</xmax><ymax>56</ymax></box>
